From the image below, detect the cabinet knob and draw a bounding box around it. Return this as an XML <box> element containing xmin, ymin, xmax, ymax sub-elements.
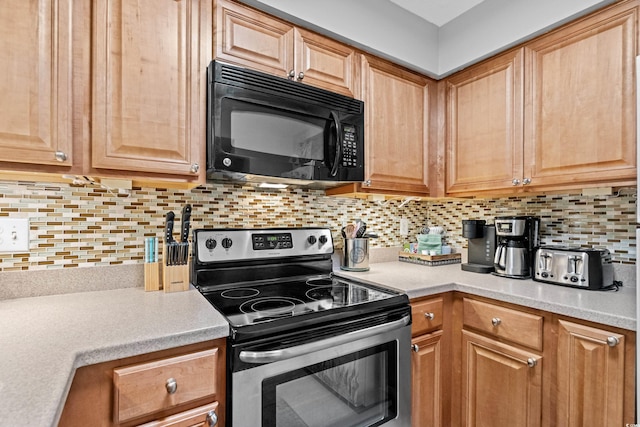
<box><xmin>288</xmin><ymin>69</ymin><xmax>296</xmax><ymax>79</ymax></box>
<box><xmin>606</xmin><ymin>336</ymin><xmax>620</xmax><ymax>347</ymax></box>
<box><xmin>165</xmin><ymin>378</ymin><xmax>177</xmax><ymax>394</ymax></box>
<box><xmin>206</xmin><ymin>410</ymin><xmax>218</xmax><ymax>426</ymax></box>
<box><xmin>522</xmin><ymin>177</ymin><xmax>531</xmax><ymax>185</ymax></box>
<box><xmin>363</xmin><ymin>180</ymin><xmax>371</xmax><ymax>187</ymax></box>
<box><xmin>190</xmin><ymin>163</ymin><xmax>199</xmax><ymax>173</ymax></box>
<box><xmin>491</xmin><ymin>317</ymin><xmax>501</xmax><ymax>326</ymax></box>
<box><xmin>527</xmin><ymin>357</ymin><xmax>537</xmax><ymax>368</ymax></box>
<box><xmin>55</xmin><ymin>151</ymin><xmax>68</xmax><ymax>162</ymax></box>
<box><xmin>297</xmin><ymin>71</ymin><xmax>305</xmax><ymax>81</ymax></box>
<box><xmin>511</xmin><ymin>178</ymin><xmax>520</xmax><ymax>186</ymax></box>
<box><xmin>424</xmin><ymin>312</ymin><xmax>435</xmax><ymax>320</ymax></box>
<box><xmin>411</xmin><ymin>344</ymin><xmax>419</xmax><ymax>353</ymax></box>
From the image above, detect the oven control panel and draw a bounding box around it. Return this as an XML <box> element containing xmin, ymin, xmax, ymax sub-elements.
<box><xmin>194</xmin><ymin>228</ymin><xmax>334</xmax><ymax>263</ymax></box>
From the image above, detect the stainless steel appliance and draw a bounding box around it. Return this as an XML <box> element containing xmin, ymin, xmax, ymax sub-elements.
<box><xmin>461</xmin><ymin>220</ymin><xmax>496</xmax><ymax>273</ymax></box>
<box><xmin>207</xmin><ymin>61</ymin><xmax>365</xmax><ymax>188</ymax></box>
<box><xmin>533</xmin><ymin>246</ymin><xmax>614</xmax><ymax>289</ymax></box>
<box><xmin>493</xmin><ymin>216</ymin><xmax>540</xmax><ymax>279</ymax></box>
<box><xmin>191</xmin><ymin>227</ymin><xmax>411</xmax><ymax>426</ymax></box>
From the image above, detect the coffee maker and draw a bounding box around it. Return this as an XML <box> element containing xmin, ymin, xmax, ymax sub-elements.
<box><xmin>461</xmin><ymin>220</ymin><xmax>496</xmax><ymax>274</ymax></box>
<box><xmin>493</xmin><ymin>216</ymin><xmax>540</xmax><ymax>279</ymax></box>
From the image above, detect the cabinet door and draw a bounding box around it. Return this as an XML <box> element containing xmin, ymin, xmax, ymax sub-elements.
<box><xmin>214</xmin><ymin>0</ymin><xmax>293</xmax><ymax>79</ymax></box>
<box><xmin>0</xmin><ymin>0</ymin><xmax>73</xmax><ymax>167</ymax></box>
<box><xmin>92</xmin><ymin>0</ymin><xmax>209</xmax><ymax>178</ymax></box>
<box><xmin>524</xmin><ymin>1</ymin><xmax>637</xmax><ymax>188</ymax></box>
<box><xmin>361</xmin><ymin>55</ymin><xmax>431</xmax><ymax>194</ymax></box>
<box><xmin>556</xmin><ymin>320</ymin><xmax>626</xmax><ymax>427</ymax></box>
<box><xmin>445</xmin><ymin>49</ymin><xmax>524</xmax><ymax>195</ymax></box>
<box><xmin>461</xmin><ymin>330</ymin><xmax>542</xmax><ymax>427</ymax></box>
<box><xmin>412</xmin><ymin>331</ymin><xmax>443</xmax><ymax>427</ymax></box>
<box><xmin>294</xmin><ymin>28</ymin><xmax>357</xmax><ymax>97</ymax></box>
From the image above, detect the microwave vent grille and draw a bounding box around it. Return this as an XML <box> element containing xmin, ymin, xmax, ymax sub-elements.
<box><xmin>217</xmin><ymin>63</ymin><xmax>363</xmax><ymax>115</ymax></box>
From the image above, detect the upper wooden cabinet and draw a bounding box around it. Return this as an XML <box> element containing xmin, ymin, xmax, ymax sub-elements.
<box><xmin>0</xmin><ymin>0</ymin><xmax>73</xmax><ymax>168</ymax></box>
<box><xmin>445</xmin><ymin>49</ymin><xmax>524</xmax><ymax>195</ymax></box>
<box><xmin>91</xmin><ymin>0</ymin><xmax>210</xmax><ymax>180</ymax></box>
<box><xmin>445</xmin><ymin>0</ymin><xmax>637</xmax><ymax>196</ymax></box>
<box><xmin>327</xmin><ymin>56</ymin><xmax>433</xmax><ymax>197</ymax></box>
<box><xmin>214</xmin><ymin>0</ymin><xmax>358</xmax><ymax>98</ymax></box>
<box><xmin>523</xmin><ymin>0</ymin><xmax>637</xmax><ymax>190</ymax></box>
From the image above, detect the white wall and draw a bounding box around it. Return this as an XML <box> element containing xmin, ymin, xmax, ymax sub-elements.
<box><xmin>438</xmin><ymin>0</ymin><xmax>618</xmax><ymax>76</ymax></box>
<box><xmin>239</xmin><ymin>0</ymin><xmax>619</xmax><ymax>78</ymax></box>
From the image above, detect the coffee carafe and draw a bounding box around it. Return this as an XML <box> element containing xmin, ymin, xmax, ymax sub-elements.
<box><xmin>493</xmin><ymin>216</ymin><xmax>540</xmax><ymax>279</ymax></box>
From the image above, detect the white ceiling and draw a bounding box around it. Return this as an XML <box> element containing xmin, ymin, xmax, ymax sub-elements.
<box><xmin>389</xmin><ymin>0</ymin><xmax>487</xmax><ymax>27</ymax></box>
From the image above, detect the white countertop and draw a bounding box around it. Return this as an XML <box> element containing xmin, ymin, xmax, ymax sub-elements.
<box><xmin>335</xmin><ymin>261</ymin><xmax>636</xmax><ymax>331</ymax></box>
<box><xmin>0</xmin><ymin>287</ymin><xmax>229</xmax><ymax>427</ymax></box>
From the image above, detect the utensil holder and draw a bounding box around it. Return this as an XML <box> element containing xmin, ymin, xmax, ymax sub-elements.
<box><xmin>162</xmin><ymin>242</ymin><xmax>190</xmax><ymax>293</ymax></box>
<box><xmin>341</xmin><ymin>238</ymin><xmax>370</xmax><ymax>271</ymax></box>
<box><xmin>144</xmin><ymin>262</ymin><xmax>160</xmax><ymax>291</ymax></box>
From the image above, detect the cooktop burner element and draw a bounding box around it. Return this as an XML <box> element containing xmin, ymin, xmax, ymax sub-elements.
<box><xmin>191</xmin><ymin>227</ymin><xmax>409</xmax><ymax>341</ymax></box>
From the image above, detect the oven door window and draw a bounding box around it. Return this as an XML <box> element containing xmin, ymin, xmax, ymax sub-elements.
<box><xmin>262</xmin><ymin>342</ymin><xmax>397</xmax><ymax>427</ymax></box>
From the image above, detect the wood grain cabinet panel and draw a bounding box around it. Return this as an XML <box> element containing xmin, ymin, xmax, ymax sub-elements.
<box><xmin>445</xmin><ymin>49</ymin><xmax>524</xmax><ymax>195</ymax></box>
<box><xmin>524</xmin><ymin>0</ymin><xmax>637</xmax><ymax>189</ymax></box>
<box><xmin>411</xmin><ymin>331</ymin><xmax>443</xmax><ymax>427</ymax></box>
<box><xmin>0</xmin><ymin>0</ymin><xmax>73</xmax><ymax>167</ymax></box>
<box><xmin>113</xmin><ymin>349</ymin><xmax>218</xmax><ymax>424</ymax></box>
<box><xmin>556</xmin><ymin>319</ymin><xmax>627</xmax><ymax>427</ymax></box>
<box><xmin>461</xmin><ymin>330</ymin><xmax>542</xmax><ymax>427</ymax></box>
<box><xmin>411</xmin><ymin>296</ymin><xmax>444</xmax><ymax>336</ymax></box>
<box><xmin>91</xmin><ymin>0</ymin><xmax>209</xmax><ymax>178</ymax></box>
<box><xmin>214</xmin><ymin>0</ymin><xmax>357</xmax><ymax>97</ymax></box>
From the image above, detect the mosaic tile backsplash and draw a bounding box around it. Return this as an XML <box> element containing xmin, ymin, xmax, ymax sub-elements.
<box><xmin>0</xmin><ymin>180</ymin><xmax>636</xmax><ymax>272</ymax></box>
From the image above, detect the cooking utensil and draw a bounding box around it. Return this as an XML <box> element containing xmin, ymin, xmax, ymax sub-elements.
<box><xmin>355</xmin><ymin>222</ymin><xmax>367</xmax><ymax>238</ymax></box>
<box><xmin>344</xmin><ymin>223</ymin><xmax>356</xmax><ymax>238</ymax></box>
<box><xmin>180</xmin><ymin>204</ymin><xmax>191</xmax><ymax>243</ymax></box>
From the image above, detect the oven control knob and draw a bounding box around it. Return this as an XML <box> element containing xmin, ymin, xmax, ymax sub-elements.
<box><xmin>318</xmin><ymin>235</ymin><xmax>328</xmax><ymax>245</ymax></box>
<box><xmin>307</xmin><ymin>236</ymin><xmax>317</xmax><ymax>244</ymax></box>
<box><xmin>222</xmin><ymin>237</ymin><xmax>233</xmax><ymax>249</ymax></box>
<box><xmin>205</xmin><ymin>238</ymin><xmax>217</xmax><ymax>250</ymax></box>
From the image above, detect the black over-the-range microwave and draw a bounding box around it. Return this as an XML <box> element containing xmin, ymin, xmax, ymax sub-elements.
<box><xmin>206</xmin><ymin>60</ymin><xmax>365</xmax><ymax>187</ymax></box>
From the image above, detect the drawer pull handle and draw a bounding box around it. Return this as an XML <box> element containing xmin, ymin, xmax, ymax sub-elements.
<box><xmin>165</xmin><ymin>378</ymin><xmax>177</xmax><ymax>394</ymax></box>
<box><xmin>206</xmin><ymin>410</ymin><xmax>218</xmax><ymax>426</ymax></box>
<box><xmin>411</xmin><ymin>344</ymin><xmax>419</xmax><ymax>353</ymax></box>
<box><xmin>424</xmin><ymin>312</ymin><xmax>435</xmax><ymax>320</ymax></box>
<box><xmin>491</xmin><ymin>317</ymin><xmax>501</xmax><ymax>326</ymax></box>
<box><xmin>527</xmin><ymin>357</ymin><xmax>537</xmax><ymax>368</ymax></box>
<box><xmin>606</xmin><ymin>336</ymin><xmax>620</xmax><ymax>347</ymax></box>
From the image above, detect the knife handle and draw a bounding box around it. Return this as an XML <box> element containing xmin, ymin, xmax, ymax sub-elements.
<box><xmin>165</xmin><ymin>211</ymin><xmax>175</xmax><ymax>244</ymax></box>
<box><xmin>180</xmin><ymin>204</ymin><xmax>192</xmax><ymax>243</ymax></box>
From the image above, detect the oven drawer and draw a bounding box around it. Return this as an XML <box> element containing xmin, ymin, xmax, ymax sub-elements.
<box><xmin>463</xmin><ymin>298</ymin><xmax>543</xmax><ymax>350</ymax></box>
<box><xmin>113</xmin><ymin>348</ymin><xmax>218</xmax><ymax>424</ymax></box>
<box><xmin>411</xmin><ymin>297</ymin><xmax>443</xmax><ymax>336</ymax></box>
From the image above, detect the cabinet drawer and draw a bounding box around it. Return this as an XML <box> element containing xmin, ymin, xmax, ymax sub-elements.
<box><xmin>411</xmin><ymin>297</ymin><xmax>444</xmax><ymax>335</ymax></box>
<box><xmin>113</xmin><ymin>348</ymin><xmax>218</xmax><ymax>424</ymax></box>
<box><xmin>139</xmin><ymin>402</ymin><xmax>219</xmax><ymax>427</ymax></box>
<box><xmin>463</xmin><ymin>298</ymin><xmax>543</xmax><ymax>350</ymax></box>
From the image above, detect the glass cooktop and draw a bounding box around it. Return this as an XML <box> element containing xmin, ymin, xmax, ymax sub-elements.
<box><xmin>199</xmin><ymin>276</ymin><xmax>400</xmax><ymax>328</ymax></box>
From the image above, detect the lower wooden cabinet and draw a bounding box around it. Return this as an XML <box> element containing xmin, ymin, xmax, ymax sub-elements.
<box><xmin>410</xmin><ymin>293</ymin><xmax>635</xmax><ymax>427</ymax></box>
<box><xmin>461</xmin><ymin>330</ymin><xmax>542</xmax><ymax>427</ymax></box>
<box><xmin>59</xmin><ymin>339</ymin><xmax>226</xmax><ymax>427</ymax></box>
<box><xmin>556</xmin><ymin>319</ymin><xmax>630</xmax><ymax>427</ymax></box>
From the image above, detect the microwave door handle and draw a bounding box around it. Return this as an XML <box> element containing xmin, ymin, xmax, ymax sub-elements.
<box><xmin>329</xmin><ymin>111</ymin><xmax>342</xmax><ymax>177</ymax></box>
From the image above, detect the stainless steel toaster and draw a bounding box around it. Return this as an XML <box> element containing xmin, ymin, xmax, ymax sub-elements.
<box><xmin>533</xmin><ymin>246</ymin><xmax>614</xmax><ymax>289</ymax></box>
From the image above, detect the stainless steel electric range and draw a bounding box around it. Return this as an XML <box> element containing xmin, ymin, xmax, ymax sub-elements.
<box><xmin>191</xmin><ymin>227</ymin><xmax>412</xmax><ymax>427</ymax></box>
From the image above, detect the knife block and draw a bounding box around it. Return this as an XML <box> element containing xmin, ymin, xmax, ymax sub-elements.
<box><xmin>162</xmin><ymin>243</ymin><xmax>190</xmax><ymax>293</ymax></box>
<box><xmin>144</xmin><ymin>262</ymin><xmax>160</xmax><ymax>291</ymax></box>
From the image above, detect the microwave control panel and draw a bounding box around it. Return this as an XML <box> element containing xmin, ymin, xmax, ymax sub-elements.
<box><xmin>341</xmin><ymin>125</ymin><xmax>358</xmax><ymax>167</ymax></box>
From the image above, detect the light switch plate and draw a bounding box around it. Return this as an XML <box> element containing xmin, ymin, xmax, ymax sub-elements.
<box><xmin>400</xmin><ymin>217</ymin><xmax>409</xmax><ymax>236</ymax></box>
<box><xmin>0</xmin><ymin>218</ymin><xmax>29</xmax><ymax>252</ymax></box>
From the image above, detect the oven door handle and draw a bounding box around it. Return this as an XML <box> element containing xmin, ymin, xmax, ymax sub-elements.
<box><xmin>239</xmin><ymin>314</ymin><xmax>410</xmax><ymax>364</ymax></box>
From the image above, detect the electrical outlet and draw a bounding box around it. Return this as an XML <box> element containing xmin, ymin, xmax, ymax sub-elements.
<box><xmin>0</xmin><ymin>218</ymin><xmax>29</xmax><ymax>252</ymax></box>
<box><xmin>400</xmin><ymin>217</ymin><xmax>409</xmax><ymax>236</ymax></box>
